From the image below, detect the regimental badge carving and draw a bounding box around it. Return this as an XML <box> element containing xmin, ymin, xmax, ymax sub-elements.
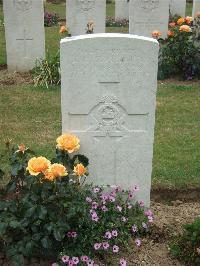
<box><xmin>88</xmin><ymin>95</ymin><xmax>129</xmax><ymax>138</ymax></box>
<box><xmin>14</xmin><ymin>0</ymin><xmax>32</xmax><ymax>11</ymax></box>
<box><xmin>78</xmin><ymin>0</ymin><xmax>95</xmax><ymax>11</ymax></box>
<box><xmin>140</xmin><ymin>0</ymin><xmax>159</xmax><ymax>10</ymax></box>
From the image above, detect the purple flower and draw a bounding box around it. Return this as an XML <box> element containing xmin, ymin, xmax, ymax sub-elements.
<box><xmin>93</xmin><ymin>187</ymin><xmax>100</xmax><ymax>193</ymax></box>
<box><xmin>116</xmin><ymin>205</ymin><xmax>122</xmax><ymax>212</ymax></box>
<box><xmin>102</xmin><ymin>242</ymin><xmax>110</xmax><ymax>250</ymax></box>
<box><xmin>112</xmin><ymin>230</ymin><xmax>118</xmax><ymax>237</ymax></box>
<box><xmin>87</xmin><ymin>259</ymin><xmax>95</xmax><ymax>266</ymax></box>
<box><xmin>121</xmin><ymin>216</ymin><xmax>127</xmax><ymax>222</ymax></box>
<box><xmin>135</xmin><ymin>238</ymin><xmax>141</xmax><ymax>247</ymax></box>
<box><xmin>100</xmin><ymin>193</ymin><xmax>108</xmax><ymax>201</ymax></box>
<box><xmin>144</xmin><ymin>210</ymin><xmax>153</xmax><ymax>217</ymax></box>
<box><xmin>92</xmin><ymin>215</ymin><xmax>99</xmax><ymax>222</ymax></box>
<box><xmin>133</xmin><ymin>185</ymin><xmax>139</xmax><ymax>192</ymax></box>
<box><xmin>72</xmin><ymin>257</ymin><xmax>79</xmax><ymax>265</ymax></box>
<box><xmin>61</xmin><ymin>255</ymin><xmax>69</xmax><ymax>264</ymax></box>
<box><xmin>52</xmin><ymin>263</ymin><xmax>59</xmax><ymax>266</ymax></box>
<box><xmin>68</xmin><ymin>260</ymin><xmax>74</xmax><ymax>266</ymax></box>
<box><xmin>148</xmin><ymin>216</ymin><xmax>154</xmax><ymax>223</ymax></box>
<box><xmin>131</xmin><ymin>225</ymin><xmax>138</xmax><ymax>233</ymax></box>
<box><xmin>67</xmin><ymin>232</ymin><xmax>72</xmax><ymax>237</ymax></box>
<box><xmin>86</xmin><ymin>197</ymin><xmax>92</xmax><ymax>203</ymax></box>
<box><xmin>120</xmin><ymin>258</ymin><xmax>127</xmax><ymax>266</ymax></box>
<box><xmin>94</xmin><ymin>243</ymin><xmax>102</xmax><ymax>250</ymax></box>
<box><xmin>71</xmin><ymin>231</ymin><xmax>77</xmax><ymax>238</ymax></box>
<box><xmin>128</xmin><ymin>192</ymin><xmax>135</xmax><ymax>200</ymax></box>
<box><xmin>109</xmin><ymin>195</ymin><xmax>115</xmax><ymax>202</ymax></box>
<box><xmin>113</xmin><ymin>245</ymin><xmax>119</xmax><ymax>253</ymax></box>
<box><xmin>139</xmin><ymin>200</ymin><xmax>145</xmax><ymax>207</ymax></box>
<box><xmin>92</xmin><ymin>202</ymin><xmax>98</xmax><ymax>209</ymax></box>
<box><xmin>101</xmin><ymin>205</ymin><xmax>108</xmax><ymax>212</ymax></box>
<box><xmin>81</xmin><ymin>256</ymin><xmax>89</xmax><ymax>262</ymax></box>
<box><xmin>127</xmin><ymin>204</ymin><xmax>132</xmax><ymax>209</ymax></box>
<box><xmin>104</xmin><ymin>231</ymin><xmax>112</xmax><ymax>239</ymax></box>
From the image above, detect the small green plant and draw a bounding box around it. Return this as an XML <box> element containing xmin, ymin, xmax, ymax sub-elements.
<box><xmin>170</xmin><ymin>217</ymin><xmax>200</xmax><ymax>265</ymax></box>
<box><xmin>33</xmin><ymin>51</ymin><xmax>60</xmax><ymax>88</ymax></box>
<box><xmin>44</xmin><ymin>11</ymin><xmax>59</xmax><ymax>27</ymax></box>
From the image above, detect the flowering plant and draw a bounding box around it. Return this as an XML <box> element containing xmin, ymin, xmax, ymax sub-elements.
<box><xmin>44</xmin><ymin>11</ymin><xmax>59</xmax><ymax>27</ymax></box>
<box><xmin>0</xmin><ymin>135</ymin><xmax>153</xmax><ymax>266</ymax></box>
<box><xmin>157</xmin><ymin>16</ymin><xmax>200</xmax><ymax>80</ymax></box>
<box><xmin>106</xmin><ymin>17</ymin><xmax>129</xmax><ymax>28</ymax></box>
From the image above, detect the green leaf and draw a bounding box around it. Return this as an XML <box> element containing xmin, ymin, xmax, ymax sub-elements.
<box><xmin>37</xmin><ymin>205</ymin><xmax>47</xmax><ymax>220</ymax></box>
<box><xmin>0</xmin><ymin>222</ymin><xmax>7</xmax><ymax>235</ymax></box>
<box><xmin>9</xmin><ymin>220</ymin><xmax>21</xmax><ymax>229</ymax></box>
<box><xmin>41</xmin><ymin>236</ymin><xmax>50</xmax><ymax>249</ymax></box>
<box><xmin>53</xmin><ymin>229</ymin><xmax>64</xmax><ymax>241</ymax></box>
<box><xmin>25</xmin><ymin>206</ymin><xmax>37</xmax><ymax>218</ymax></box>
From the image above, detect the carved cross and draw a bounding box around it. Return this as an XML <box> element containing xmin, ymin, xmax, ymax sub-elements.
<box><xmin>16</xmin><ymin>29</ymin><xmax>33</xmax><ymax>58</ymax></box>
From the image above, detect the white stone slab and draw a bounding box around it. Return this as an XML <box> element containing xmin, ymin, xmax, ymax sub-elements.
<box><xmin>193</xmin><ymin>0</ymin><xmax>200</xmax><ymax>17</ymax></box>
<box><xmin>66</xmin><ymin>0</ymin><xmax>106</xmax><ymax>36</ymax></box>
<box><xmin>115</xmin><ymin>0</ymin><xmax>129</xmax><ymax>20</ymax></box>
<box><xmin>3</xmin><ymin>0</ymin><xmax>45</xmax><ymax>72</ymax></box>
<box><xmin>129</xmin><ymin>0</ymin><xmax>170</xmax><ymax>39</ymax></box>
<box><xmin>170</xmin><ymin>0</ymin><xmax>186</xmax><ymax>17</ymax></box>
<box><xmin>61</xmin><ymin>33</ymin><xmax>159</xmax><ymax>205</ymax></box>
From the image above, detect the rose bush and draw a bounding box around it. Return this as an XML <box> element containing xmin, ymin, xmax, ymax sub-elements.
<box><xmin>0</xmin><ymin>135</ymin><xmax>153</xmax><ymax>266</ymax></box>
<box><xmin>156</xmin><ymin>16</ymin><xmax>200</xmax><ymax>80</ymax></box>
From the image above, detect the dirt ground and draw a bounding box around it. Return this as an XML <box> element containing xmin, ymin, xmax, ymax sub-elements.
<box><xmin>123</xmin><ymin>201</ymin><xmax>200</xmax><ymax>266</ymax></box>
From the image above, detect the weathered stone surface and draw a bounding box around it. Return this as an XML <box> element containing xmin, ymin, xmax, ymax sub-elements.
<box><xmin>129</xmin><ymin>0</ymin><xmax>170</xmax><ymax>38</ymax></box>
<box><xmin>115</xmin><ymin>0</ymin><xmax>129</xmax><ymax>20</ymax></box>
<box><xmin>193</xmin><ymin>0</ymin><xmax>200</xmax><ymax>17</ymax></box>
<box><xmin>3</xmin><ymin>0</ymin><xmax>45</xmax><ymax>72</ymax></box>
<box><xmin>61</xmin><ymin>33</ymin><xmax>159</xmax><ymax>205</ymax></box>
<box><xmin>66</xmin><ymin>0</ymin><xmax>106</xmax><ymax>36</ymax></box>
<box><xmin>170</xmin><ymin>0</ymin><xmax>186</xmax><ymax>17</ymax></box>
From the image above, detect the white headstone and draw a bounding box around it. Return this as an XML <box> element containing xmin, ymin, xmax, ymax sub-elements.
<box><xmin>61</xmin><ymin>33</ymin><xmax>159</xmax><ymax>205</ymax></box>
<box><xmin>193</xmin><ymin>0</ymin><xmax>200</xmax><ymax>17</ymax></box>
<box><xmin>129</xmin><ymin>0</ymin><xmax>170</xmax><ymax>39</ymax></box>
<box><xmin>170</xmin><ymin>0</ymin><xmax>186</xmax><ymax>17</ymax></box>
<box><xmin>3</xmin><ymin>0</ymin><xmax>45</xmax><ymax>72</ymax></box>
<box><xmin>115</xmin><ymin>0</ymin><xmax>129</xmax><ymax>20</ymax></box>
<box><xmin>66</xmin><ymin>0</ymin><xmax>106</xmax><ymax>36</ymax></box>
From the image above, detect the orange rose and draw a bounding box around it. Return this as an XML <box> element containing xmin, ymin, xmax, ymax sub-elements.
<box><xmin>56</xmin><ymin>134</ymin><xmax>80</xmax><ymax>153</ymax></box>
<box><xmin>167</xmin><ymin>30</ymin><xmax>174</xmax><ymax>37</ymax></box>
<box><xmin>59</xmin><ymin>25</ymin><xmax>68</xmax><ymax>34</ymax></box>
<box><xmin>177</xmin><ymin>17</ymin><xmax>185</xmax><ymax>25</ymax></box>
<box><xmin>179</xmin><ymin>25</ymin><xmax>192</xmax><ymax>32</ymax></box>
<box><xmin>169</xmin><ymin>22</ymin><xmax>176</xmax><ymax>27</ymax></box>
<box><xmin>27</xmin><ymin>156</ymin><xmax>51</xmax><ymax>176</ymax></box>
<box><xmin>151</xmin><ymin>30</ymin><xmax>162</xmax><ymax>39</ymax></box>
<box><xmin>73</xmin><ymin>163</ymin><xmax>87</xmax><ymax>176</ymax></box>
<box><xmin>16</xmin><ymin>143</ymin><xmax>27</xmax><ymax>153</ymax></box>
<box><xmin>44</xmin><ymin>164</ymin><xmax>68</xmax><ymax>181</ymax></box>
<box><xmin>185</xmin><ymin>16</ymin><xmax>193</xmax><ymax>24</ymax></box>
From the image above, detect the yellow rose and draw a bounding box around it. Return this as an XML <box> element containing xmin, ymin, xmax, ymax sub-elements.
<box><xmin>151</xmin><ymin>30</ymin><xmax>162</xmax><ymax>39</ymax></box>
<box><xmin>179</xmin><ymin>25</ymin><xmax>192</xmax><ymax>32</ymax></box>
<box><xmin>177</xmin><ymin>17</ymin><xmax>185</xmax><ymax>25</ymax></box>
<box><xmin>73</xmin><ymin>163</ymin><xmax>87</xmax><ymax>176</ymax></box>
<box><xmin>56</xmin><ymin>134</ymin><xmax>80</xmax><ymax>153</ymax></box>
<box><xmin>27</xmin><ymin>156</ymin><xmax>51</xmax><ymax>176</ymax></box>
<box><xmin>49</xmin><ymin>163</ymin><xmax>68</xmax><ymax>178</ymax></box>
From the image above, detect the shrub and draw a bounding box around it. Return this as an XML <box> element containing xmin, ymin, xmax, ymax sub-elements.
<box><xmin>32</xmin><ymin>51</ymin><xmax>60</xmax><ymax>88</ymax></box>
<box><xmin>44</xmin><ymin>11</ymin><xmax>59</xmax><ymax>27</ymax></box>
<box><xmin>0</xmin><ymin>135</ymin><xmax>153</xmax><ymax>266</ymax></box>
<box><xmin>106</xmin><ymin>17</ymin><xmax>129</xmax><ymax>27</ymax></box>
<box><xmin>157</xmin><ymin>16</ymin><xmax>200</xmax><ymax>80</ymax></box>
<box><xmin>170</xmin><ymin>217</ymin><xmax>200</xmax><ymax>265</ymax></box>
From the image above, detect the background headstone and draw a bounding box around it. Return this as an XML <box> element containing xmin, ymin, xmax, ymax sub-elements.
<box><xmin>129</xmin><ymin>0</ymin><xmax>170</xmax><ymax>39</ymax></box>
<box><xmin>193</xmin><ymin>0</ymin><xmax>200</xmax><ymax>17</ymax></box>
<box><xmin>115</xmin><ymin>0</ymin><xmax>129</xmax><ymax>20</ymax></box>
<box><xmin>170</xmin><ymin>0</ymin><xmax>186</xmax><ymax>17</ymax></box>
<box><xmin>61</xmin><ymin>33</ymin><xmax>159</xmax><ymax>205</ymax></box>
<box><xmin>66</xmin><ymin>0</ymin><xmax>106</xmax><ymax>36</ymax></box>
<box><xmin>3</xmin><ymin>0</ymin><xmax>45</xmax><ymax>72</ymax></box>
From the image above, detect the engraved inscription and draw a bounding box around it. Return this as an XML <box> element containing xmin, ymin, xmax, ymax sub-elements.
<box><xmin>14</xmin><ymin>0</ymin><xmax>32</xmax><ymax>11</ymax></box>
<box><xmin>140</xmin><ymin>0</ymin><xmax>159</xmax><ymax>10</ymax></box>
<box><xmin>78</xmin><ymin>0</ymin><xmax>95</xmax><ymax>11</ymax></box>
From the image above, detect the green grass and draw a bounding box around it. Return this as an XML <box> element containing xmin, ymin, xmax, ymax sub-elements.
<box><xmin>0</xmin><ymin>82</ymin><xmax>199</xmax><ymax>189</ymax></box>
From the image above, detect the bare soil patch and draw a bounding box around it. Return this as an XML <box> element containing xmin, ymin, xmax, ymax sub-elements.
<box><xmin>0</xmin><ymin>70</ymin><xmax>33</xmax><ymax>86</ymax></box>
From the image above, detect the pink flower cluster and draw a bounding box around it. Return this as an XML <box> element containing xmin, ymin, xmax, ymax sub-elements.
<box><xmin>67</xmin><ymin>231</ymin><xmax>77</xmax><ymax>238</ymax></box>
<box><xmin>60</xmin><ymin>255</ymin><xmax>100</xmax><ymax>266</ymax></box>
<box><xmin>144</xmin><ymin>209</ymin><xmax>154</xmax><ymax>223</ymax></box>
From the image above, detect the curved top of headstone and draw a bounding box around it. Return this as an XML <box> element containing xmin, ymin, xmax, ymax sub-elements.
<box><xmin>60</xmin><ymin>33</ymin><xmax>159</xmax><ymax>45</ymax></box>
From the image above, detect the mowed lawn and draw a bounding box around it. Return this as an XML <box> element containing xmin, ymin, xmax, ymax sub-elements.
<box><xmin>0</xmin><ymin>1</ymin><xmax>199</xmax><ymax>189</ymax></box>
<box><xmin>0</xmin><ymin>82</ymin><xmax>199</xmax><ymax>189</ymax></box>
